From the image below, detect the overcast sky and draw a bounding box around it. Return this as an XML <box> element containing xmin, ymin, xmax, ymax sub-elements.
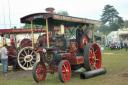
<box><xmin>0</xmin><ymin>0</ymin><xmax>128</xmax><ymax>29</ymax></box>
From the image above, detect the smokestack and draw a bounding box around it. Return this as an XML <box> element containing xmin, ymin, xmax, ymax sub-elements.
<box><xmin>45</xmin><ymin>7</ymin><xmax>55</xmax><ymax>13</ymax></box>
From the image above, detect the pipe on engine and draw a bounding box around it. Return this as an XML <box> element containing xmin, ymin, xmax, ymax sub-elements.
<box><xmin>80</xmin><ymin>68</ymin><xmax>106</xmax><ymax>79</ymax></box>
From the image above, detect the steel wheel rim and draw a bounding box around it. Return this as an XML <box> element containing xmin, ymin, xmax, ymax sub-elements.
<box><xmin>61</xmin><ymin>61</ymin><xmax>71</xmax><ymax>82</ymax></box>
<box><xmin>35</xmin><ymin>62</ymin><xmax>46</xmax><ymax>81</ymax></box>
<box><xmin>89</xmin><ymin>43</ymin><xmax>101</xmax><ymax>70</ymax></box>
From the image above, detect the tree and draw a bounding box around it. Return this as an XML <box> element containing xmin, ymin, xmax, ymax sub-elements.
<box><xmin>101</xmin><ymin>5</ymin><xmax>119</xmax><ymax>24</ymax></box>
<box><xmin>100</xmin><ymin>4</ymin><xmax>124</xmax><ymax>31</ymax></box>
<box><xmin>124</xmin><ymin>20</ymin><xmax>128</xmax><ymax>28</ymax></box>
<box><xmin>54</xmin><ymin>10</ymin><xmax>69</xmax><ymax>16</ymax></box>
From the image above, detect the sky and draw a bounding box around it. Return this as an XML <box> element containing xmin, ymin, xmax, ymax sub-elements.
<box><xmin>0</xmin><ymin>0</ymin><xmax>128</xmax><ymax>29</ymax></box>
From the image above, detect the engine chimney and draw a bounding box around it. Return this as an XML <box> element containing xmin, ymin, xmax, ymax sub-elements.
<box><xmin>45</xmin><ymin>7</ymin><xmax>55</xmax><ymax>13</ymax></box>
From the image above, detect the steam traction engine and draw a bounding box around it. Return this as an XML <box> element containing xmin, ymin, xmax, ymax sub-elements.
<box><xmin>32</xmin><ymin>34</ymin><xmax>102</xmax><ymax>83</ymax></box>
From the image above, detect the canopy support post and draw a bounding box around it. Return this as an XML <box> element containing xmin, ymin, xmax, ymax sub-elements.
<box><xmin>4</xmin><ymin>34</ymin><xmax>6</xmax><ymax>44</ymax></box>
<box><xmin>93</xmin><ymin>25</ymin><xmax>95</xmax><ymax>43</ymax></box>
<box><xmin>46</xmin><ymin>19</ymin><xmax>49</xmax><ymax>48</ymax></box>
<box><xmin>31</xmin><ymin>21</ymin><xmax>34</xmax><ymax>48</ymax></box>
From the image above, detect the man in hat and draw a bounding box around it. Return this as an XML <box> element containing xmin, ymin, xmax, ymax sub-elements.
<box><xmin>84</xmin><ymin>24</ymin><xmax>94</xmax><ymax>43</ymax></box>
<box><xmin>76</xmin><ymin>25</ymin><xmax>84</xmax><ymax>43</ymax></box>
<box><xmin>1</xmin><ymin>44</ymin><xmax>9</xmax><ymax>73</ymax></box>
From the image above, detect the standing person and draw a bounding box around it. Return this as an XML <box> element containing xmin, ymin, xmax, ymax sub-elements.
<box><xmin>117</xmin><ymin>42</ymin><xmax>121</xmax><ymax>50</ymax></box>
<box><xmin>1</xmin><ymin>44</ymin><xmax>9</xmax><ymax>73</ymax></box>
<box><xmin>120</xmin><ymin>39</ymin><xmax>123</xmax><ymax>49</ymax></box>
<box><xmin>0</xmin><ymin>51</ymin><xmax>1</xmax><ymax>63</ymax></box>
<box><xmin>84</xmin><ymin>24</ymin><xmax>94</xmax><ymax>43</ymax></box>
<box><xmin>10</xmin><ymin>36</ymin><xmax>15</xmax><ymax>44</ymax></box>
<box><xmin>76</xmin><ymin>25</ymin><xmax>84</xmax><ymax>43</ymax></box>
<box><xmin>10</xmin><ymin>36</ymin><xmax>16</xmax><ymax>49</ymax></box>
<box><xmin>10</xmin><ymin>49</ymin><xmax>18</xmax><ymax>72</ymax></box>
<box><xmin>126</xmin><ymin>42</ymin><xmax>128</xmax><ymax>51</ymax></box>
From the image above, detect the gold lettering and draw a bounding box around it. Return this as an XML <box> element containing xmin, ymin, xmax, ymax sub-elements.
<box><xmin>86</xmin><ymin>20</ymin><xmax>90</xmax><ymax>23</ymax></box>
<box><xmin>83</xmin><ymin>19</ymin><xmax>85</xmax><ymax>22</ymax></box>
<box><xmin>63</xmin><ymin>16</ymin><xmax>71</xmax><ymax>20</ymax></box>
<box><xmin>90</xmin><ymin>20</ymin><xmax>94</xmax><ymax>23</ymax></box>
<box><xmin>54</xmin><ymin>15</ymin><xmax>62</xmax><ymax>19</ymax></box>
<box><xmin>72</xmin><ymin>18</ymin><xmax>82</xmax><ymax>22</ymax></box>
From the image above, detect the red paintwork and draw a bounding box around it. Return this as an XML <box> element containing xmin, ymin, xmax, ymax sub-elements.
<box><xmin>79</xmin><ymin>34</ymin><xmax>89</xmax><ymax>49</ymax></box>
<box><xmin>20</xmin><ymin>38</ymin><xmax>32</xmax><ymax>49</ymax></box>
<box><xmin>70</xmin><ymin>42</ymin><xmax>79</xmax><ymax>52</ymax></box>
<box><xmin>7</xmin><ymin>46</ymin><xmax>14</xmax><ymax>66</ymax></box>
<box><xmin>38</xmin><ymin>33</ymin><xmax>55</xmax><ymax>47</ymax></box>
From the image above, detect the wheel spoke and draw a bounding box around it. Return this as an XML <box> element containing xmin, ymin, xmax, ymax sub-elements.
<box><xmin>94</xmin><ymin>65</ymin><xmax>97</xmax><ymax>69</ymax></box>
<box><xmin>96</xmin><ymin>59</ymin><xmax>99</xmax><ymax>61</ymax></box>
<box><xmin>94</xmin><ymin>50</ymin><xmax>97</xmax><ymax>54</ymax></box>
<box><xmin>30</xmin><ymin>51</ymin><xmax>34</xmax><ymax>55</ymax></box>
<box><xmin>23</xmin><ymin>62</ymin><xmax>26</xmax><ymax>67</ymax></box>
<box><xmin>28</xmin><ymin>50</ymin><xmax>29</xmax><ymax>55</ymax></box>
<box><xmin>21</xmin><ymin>53</ymin><xmax>25</xmax><ymax>57</ymax></box>
<box><xmin>27</xmin><ymin>62</ymin><xmax>28</xmax><ymax>68</ymax></box>
<box><xmin>63</xmin><ymin>64</ymin><xmax>66</xmax><ymax>69</ymax></box>
<box><xmin>24</xmin><ymin>49</ymin><xmax>27</xmax><ymax>55</ymax></box>
<box><xmin>20</xmin><ymin>60</ymin><xmax>24</xmax><ymax>63</ymax></box>
<box><xmin>32</xmin><ymin>54</ymin><xmax>36</xmax><ymax>56</ymax></box>
<box><xmin>19</xmin><ymin>57</ymin><xmax>24</xmax><ymax>59</ymax></box>
<box><xmin>63</xmin><ymin>73</ymin><xmax>66</xmax><ymax>79</ymax></box>
<box><xmin>32</xmin><ymin>60</ymin><xmax>35</xmax><ymax>64</ymax></box>
<box><xmin>94</xmin><ymin>54</ymin><xmax>97</xmax><ymax>57</ymax></box>
<box><xmin>62</xmin><ymin>69</ymin><xmax>66</xmax><ymax>73</ymax></box>
<box><xmin>92</xmin><ymin>62</ymin><xmax>95</xmax><ymax>69</ymax></box>
<box><xmin>30</xmin><ymin>62</ymin><xmax>32</xmax><ymax>67</ymax></box>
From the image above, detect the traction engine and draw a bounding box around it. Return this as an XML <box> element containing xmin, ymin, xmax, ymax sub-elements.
<box><xmin>32</xmin><ymin>34</ymin><xmax>102</xmax><ymax>83</ymax></box>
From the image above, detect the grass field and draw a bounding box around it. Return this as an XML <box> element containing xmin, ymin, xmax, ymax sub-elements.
<box><xmin>0</xmin><ymin>47</ymin><xmax>128</xmax><ymax>85</ymax></box>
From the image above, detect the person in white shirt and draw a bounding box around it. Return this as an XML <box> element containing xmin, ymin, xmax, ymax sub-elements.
<box><xmin>1</xmin><ymin>44</ymin><xmax>9</xmax><ymax>73</ymax></box>
<box><xmin>84</xmin><ymin>24</ymin><xmax>94</xmax><ymax>43</ymax></box>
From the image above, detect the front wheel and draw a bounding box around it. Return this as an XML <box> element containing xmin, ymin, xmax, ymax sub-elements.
<box><xmin>32</xmin><ymin>61</ymin><xmax>46</xmax><ymax>82</ymax></box>
<box><xmin>58</xmin><ymin>60</ymin><xmax>71</xmax><ymax>83</ymax></box>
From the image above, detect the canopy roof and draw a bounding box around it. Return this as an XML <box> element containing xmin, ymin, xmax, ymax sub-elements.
<box><xmin>20</xmin><ymin>12</ymin><xmax>102</xmax><ymax>26</ymax></box>
<box><xmin>0</xmin><ymin>27</ymin><xmax>72</xmax><ymax>34</ymax></box>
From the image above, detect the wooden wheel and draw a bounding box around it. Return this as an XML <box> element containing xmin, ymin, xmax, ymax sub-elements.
<box><xmin>18</xmin><ymin>46</ymin><xmax>40</xmax><ymax>70</ymax></box>
<box><xmin>32</xmin><ymin>61</ymin><xmax>46</xmax><ymax>82</ymax></box>
<box><xmin>58</xmin><ymin>60</ymin><xmax>71</xmax><ymax>83</ymax></box>
<box><xmin>83</xmin><ymin>43</ymin><xmax>101</xmax><ymax>71</ymax></box>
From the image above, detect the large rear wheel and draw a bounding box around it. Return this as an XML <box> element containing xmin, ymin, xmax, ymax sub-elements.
<box><xmin>83</xmin><ymin>43</ymin><xmax>101</xmax><ymax>71</ymax></box>
<box><xmin>32</xmin><ymin>61</ymin><xmax>46</xmax><ymax>82</ymax></box>
<box><xmin>58</xmin><ymin>60</ymin><xmax>71</xmax><ymax>83</ymax></box>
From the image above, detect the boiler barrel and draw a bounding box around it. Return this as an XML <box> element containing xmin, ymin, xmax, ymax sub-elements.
<box><xmin>80</xmin><ymin>68</ymin><xmax>106</xmax><ymax>79</ymax></box>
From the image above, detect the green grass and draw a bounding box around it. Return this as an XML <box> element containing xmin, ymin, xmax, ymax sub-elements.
<box><xmin>0</xmin><ymin>48</ymin><xmax>128</xmax><ymax>85</ymax></box>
